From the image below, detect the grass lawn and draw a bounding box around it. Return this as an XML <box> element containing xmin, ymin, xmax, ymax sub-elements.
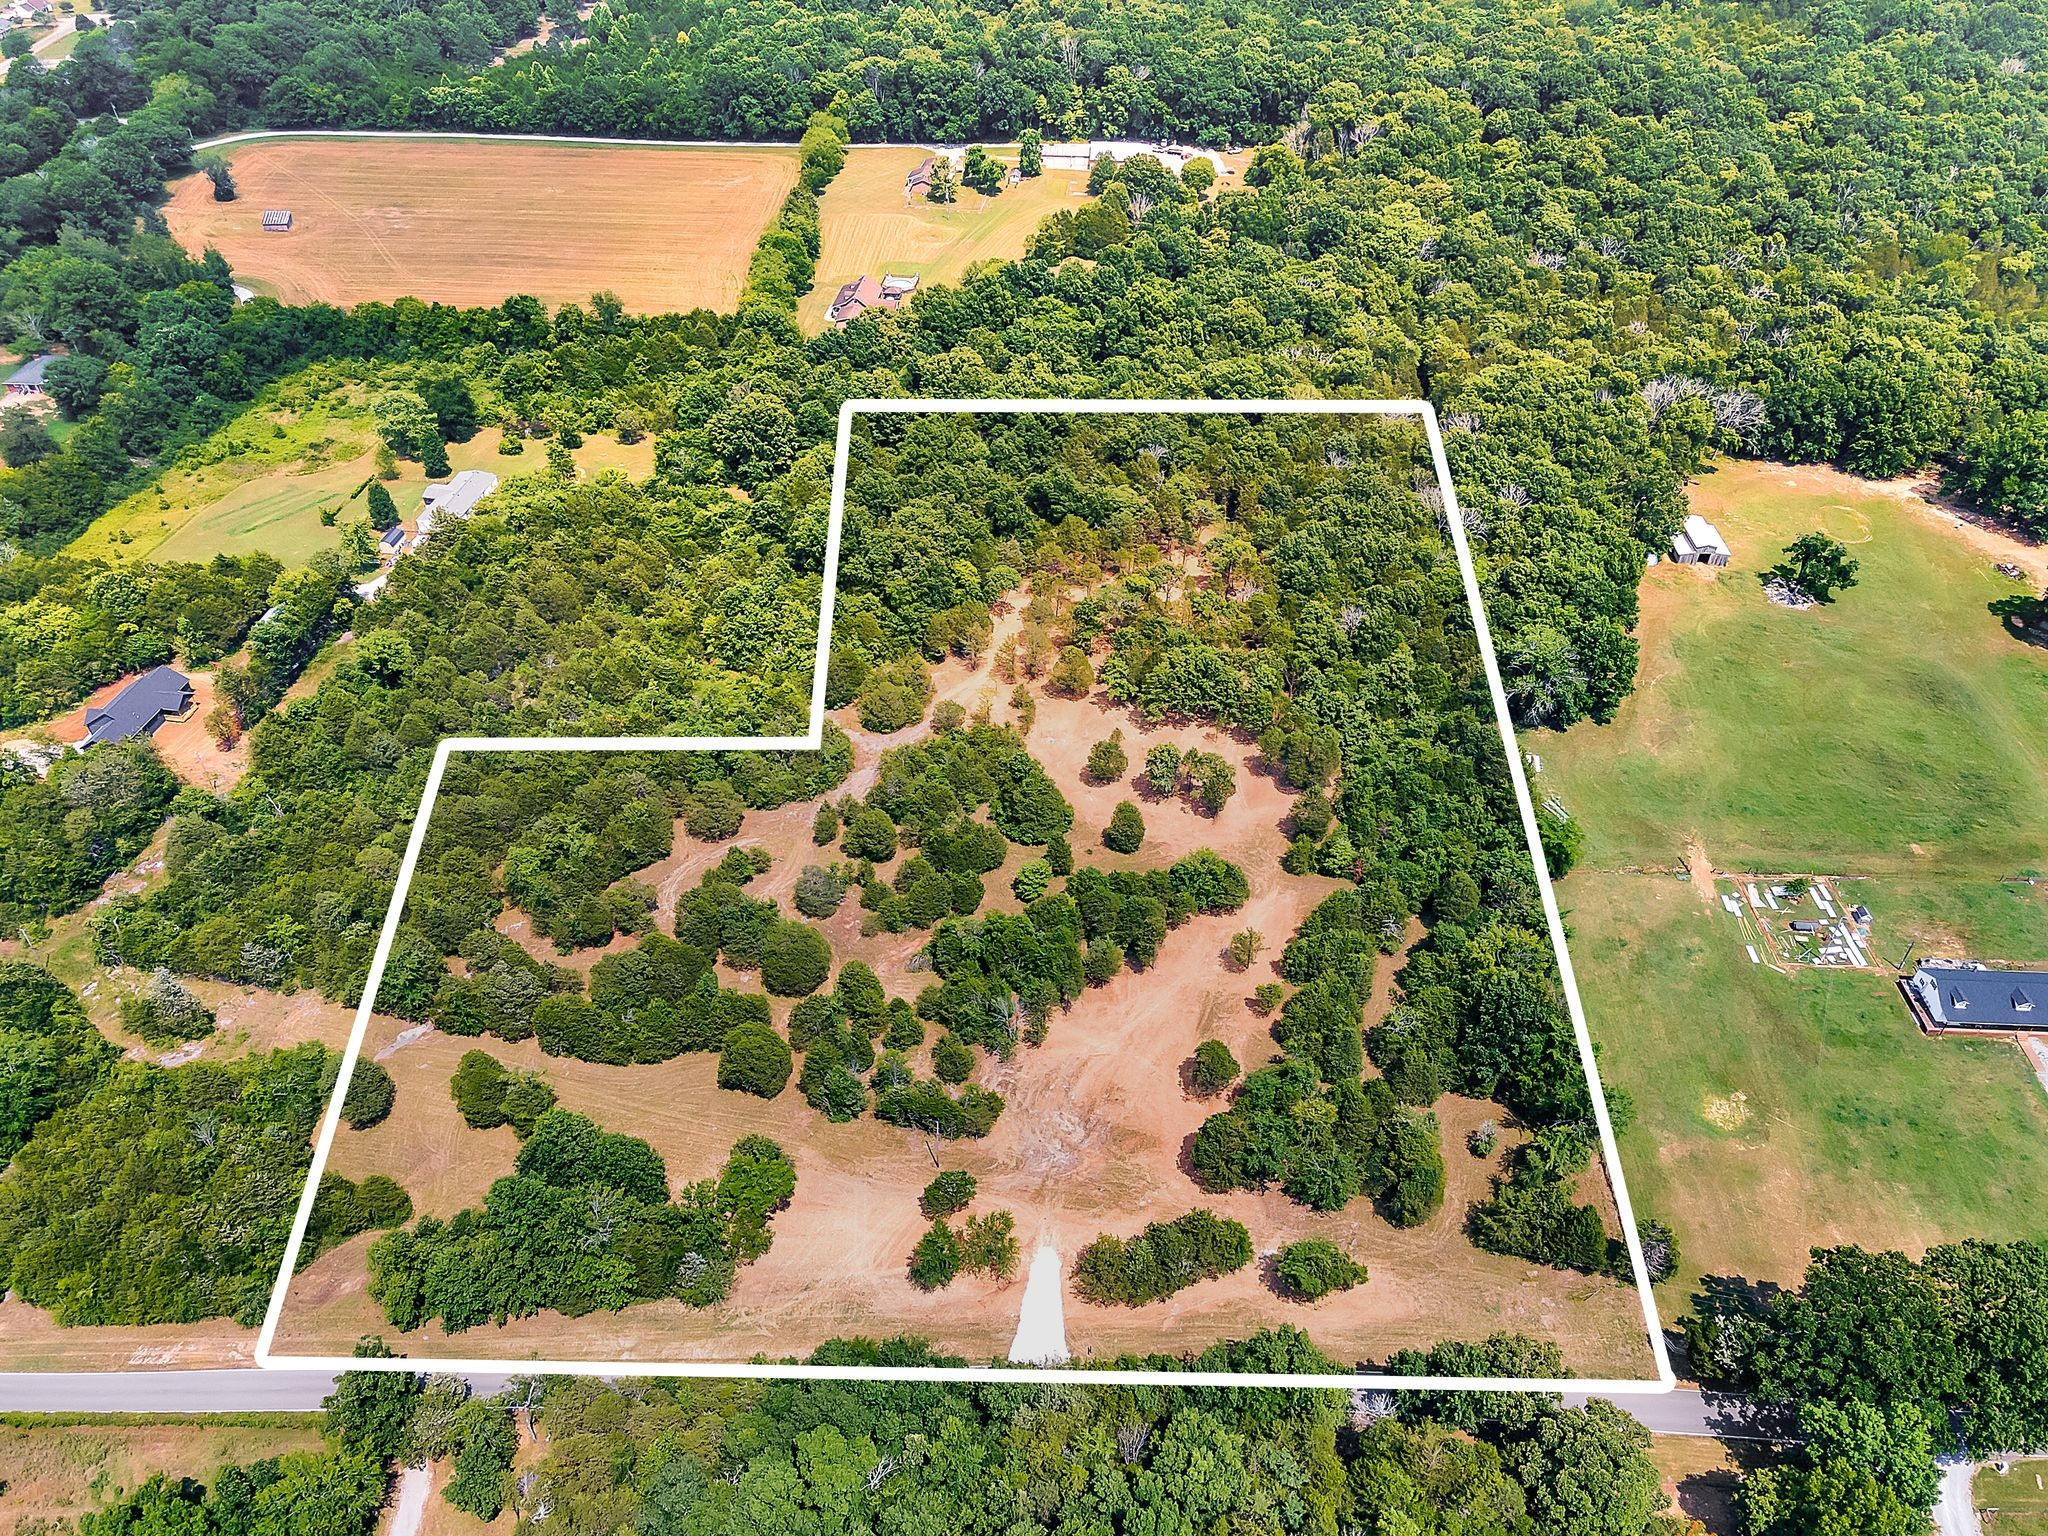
<box><xmin>1538</xmin><ymin>459</ymin><xmax>2048</xmax><ymax>1296</ymax></box>
<box><xmin>65</xmin><ymin>378</ymin><xmax>656</xmax><ymax>569</ymax></box>
<box><xmin>1537</xmin><ymin>460</ymin><xmax>2048</xmax><ymax>878</ymax></box>
<box><xmin>803</xmin><ymin>146</ymin><xmax>1089</xmax><ymax>331</ymax></box>
<box><xmin>0</xmin><ymin>1419</ymin><xmax>324</xmax><ymax>1532</ymax></box>
<box><xmin>1982</xmin><ymin>1460</ymin><xmax>2048</xmax><ymax>1536</ymax></box>
<box><xmin>66</xmin><ymin>389</ymin><xmax>375</xmax><ymax>567</ymax></box>
<box><xmin>1567</xmin><ymin>871</ymin><xmax>2048</xmax><ymax>1295</ymax></box>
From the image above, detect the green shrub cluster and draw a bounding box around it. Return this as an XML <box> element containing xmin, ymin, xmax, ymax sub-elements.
<box><xmin>448</xmin><ymin>1049</ymin><xmax>557</xmax><ymax>1134</ymax></box>
<box><xmin>1073</xmin><ymin>1210</ymin><xmax>1252</xmax><ymax>1305</ymax></box>
<box><xmin>369</xmin><ymin>1114</ymin><xmax>794</xmax><ymax>1332</ymax></box>
<box><xmin>1275</xmin><ymin>1238</ymin><xmax>1368</xmax><ymax>1301</ymax></box>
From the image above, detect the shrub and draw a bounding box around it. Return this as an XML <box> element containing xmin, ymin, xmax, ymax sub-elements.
<box><xmin>883</xmin><ymin>1005</ymin><xmax>925</xmax><ymax>1050</ymax></box>
<box><xmin>759</xmin><ymin>920</ymin><xmax>832</xmax><ymax>996</ymax></box>
<box><xmin>909</xmin><ymin>1218</ymin><xmax>962</xmax><ymax>1289</ymax></box>
<box><xmin>843</xmin><ymin>806</ymin><xmax>898</xmax><ymax>861</ymax></box>
<box><xmin>962</xmin><ymin>1209</ymin><xmax>1019</xmax><ymax>1280</ymax></box>
<box><xmin>921</xmin><ymin>1169</ymin><xmax>977</xmax><ymax>1217</ymax></box>
<box><xmin>1045</xmin><ymin>833</ymin><xmax>1073</xmax><ymax>876</ymax></box>
<box><xmin>119</xmin><ymin>969</ymin><xmax>215</xmax><ymax>1045</ymax></box>
<box><xmin>1083</xmin><ymin>940</ymin><xmax>1124</xmax><ymax>985</ymax></box>
<box><xmin>1253</xmin><ymin>983</ymin><xmax>1284</xmax><ymax>1015</ymax></box>
<box><xmin>718</xmin><ymin>1022</ymin><xmax>793</xmax><ymax>1097</ymax></box>
<box><xmin>1104</xmin><ymin>801</ymin><xmax>1145</xmax><ymax>853</ymax></box>
<box><xmin>812</xmin><ymin>801</ymin><xmax>840</xmax><ymax>846</ymax></box>
<box><xmin>1143</xmin><ymin>744</ymin><xmax>1182</xmax><ymax>794</ymax></box>
<box><xmin>1072</xmin><ymin>1210</ymin><xmax>1252</xmax><ymax>1305</ymax></box>
<box><xmin>686</xmin><ymin>780</ymin><xmax>746</xmax><ymax>841</ymax></box>
<box><xmin>1011</xmin><ymin>859</ymin><xmax>1053</xmax><ymax>902</ymax></box>
<box><xmin>933</xmin><ymin>1034</ymin><xmax>974</xmax><ymax>1083</ymax></box>
<box><xmin>1183</xmin><ymin>750</ymin><xmax>1237</xmax><ymax>814</ymax></box>
<box><xmin>798</xmin><ymin>1039</ymin><xmax>867</xmax><ymax>1121</ymax></box>
<box><xmin>836</xmin><ymin>961</ymin><xmax>887</xmax><ymax>1023</ymax></box>
<box><xmin>1048</xmin><ymin>645</ymin><xmax>1095</xmax><ymax>696</ymax></box>
<box><xmin>1189</xmin><ymin>1039</ymin><xmax>1239</xmax><ymax>1096</ymax></box>
<box><xmin>992</xmin><ymin>755</ymin><xmax>1073</xmax><ymax>844</ymax></box>
<box><xmin>1085</xmin><ymin>731</ymin><xmax>1128</xmax><ymax>784</ymax></box>
<box><xmin>1228</xmin><ymin>927</ymin><xmax>1264</xmax><ymax>971</ymax></box>
<box><xmin>793</xmin><ymin>865</ymin><xmax>848</xmax><ymax>919</ymax></box>
<box><xmin>1275</xmin><ymin>1239</ymin><xmax>1368</xmax><ymax>1300</ymax></box>
<box><xmin>341</xmin><ymin>1061</ymin><xmax>396</xmax><ymax>1129</ymax></box>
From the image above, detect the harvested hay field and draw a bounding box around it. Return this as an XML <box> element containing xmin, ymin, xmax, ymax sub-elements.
<box><xmin>802</xmin><ymin>146</ymin><xmax>1089</xmax><ymax>330</ymax></box>
<box><xmin>164</xmin><ymin>136</ymin><xmax>800</xmax><ymax>313</ymax></box>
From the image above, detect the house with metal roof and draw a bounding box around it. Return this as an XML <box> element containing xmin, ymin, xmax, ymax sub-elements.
<box><xmin>417</xmin><ymin>470</ymin><xmax>497</xmax><ymax>539</ymax></box>
<box><xmin>5</xmin><ymin>354</ymin><xmax>51</xmax><ymax>395</ymax></box>
<box><xmin>261</xmin><ymin>209</ymin><xmax>293</xmax><ymax>232</ymax></box>
<box><xmin>1905</xmin><ymin>961</ymin><xmax>2048</xmax><ymax>1033</ymax></box>
<box><xmin>84</xmin><ymin>666</ymin><xmax>194</xmax><ymax>746</ymax></box>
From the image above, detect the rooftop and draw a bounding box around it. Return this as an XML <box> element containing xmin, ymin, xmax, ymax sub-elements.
<box><xmin>84</xmin><ymin>665</ymin><xmax>192</xmax><ymax>746</ymax></box>
<box><xmin>1909</xmin><ymin>962</ymin><xmax>2048</xmax><ymax>1029</ymax></box>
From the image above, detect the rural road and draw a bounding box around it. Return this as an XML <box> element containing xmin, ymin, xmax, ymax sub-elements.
<box><xmin>1937</xmin><ymin>1459</ymin><xmax>1985</xmax><ymax>1536</ymax></box>
<box><xmin>0</xmin><ymin>1369</ymin><xmax>1744</xmax><ymax>1437</ymax></box>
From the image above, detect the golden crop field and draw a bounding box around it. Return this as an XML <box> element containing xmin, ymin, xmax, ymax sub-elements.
<box><xmin>802</xmin><ymin>145</ymin><xmax>1091</xmax><ymax>330</ymax></box>
<box><xmin>164</xmin><ymin>136</ymin><xmax>800</xmax><ymax>313</ymax></box>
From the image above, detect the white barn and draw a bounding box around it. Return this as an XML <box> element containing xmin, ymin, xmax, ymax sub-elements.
<box><xmin>1671</xmin><ymin>514</ymin><xmax>1731</xmax><ymax>566</ymax></box>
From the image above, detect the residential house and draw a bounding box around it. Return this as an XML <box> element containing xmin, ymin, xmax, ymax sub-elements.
<box><xmin>417</xmin><ymin>469</ymin><xmax>498</xmax><ymax>538</ymax></box>
<box><xmin>1904</xmin><ymin>961</ymin><xmax>2048</xmax><ymax>1033</ymax></box>
<box><xmin>5</xmin><ymin>354</ymin><xmax>50</xmax><ymax>395</ymax></box>
<box><xmin>84</xmin><ymin>666</ymin><xmax>194</xmax><ymax>746</ymax></box>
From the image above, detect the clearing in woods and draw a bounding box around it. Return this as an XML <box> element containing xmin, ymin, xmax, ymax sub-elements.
<box><xmin>163</xmin><ymin>137</ymin><xmax>799</xmax><ymax>313</ymax></box>
<box><xmin>1539</xmin><ymin>459</ymin><xmax>2048</xmax><ymax>1295</ymax></box>
<box><xmin>270</xmin><ymin>616</ymin><xmax>1655</xmax><ymax>1379</ymax></box>
<box><xmin>801</xmin><ymin>146</ymin><xmax>1090</xmax><ymax>331</ymax></box>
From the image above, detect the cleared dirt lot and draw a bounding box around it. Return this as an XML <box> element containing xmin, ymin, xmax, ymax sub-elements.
<box><xmin>275</xmin><ymin>622</ymin><xmax>1652</xmax><ymax>1377</ymax></box>
<box><xmin>164</xmin><ymin>137</ymin><xmax>800</xmax><ymax>312</ymax></box>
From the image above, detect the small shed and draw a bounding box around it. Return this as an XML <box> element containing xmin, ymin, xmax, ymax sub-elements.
<box><xmin>1671</xmin><ymin>513</ymin><xmax>1731</xmax><ymax>566</ymax></box>
<box><xmin>379</xmin><ymin>524</ymin><xmax>408</xmax><ymax>554</ymax></box>
<box><xmin>261</xmin><ymin>209</ymin><xmax>294</xmax><ymax>232</ymax></box>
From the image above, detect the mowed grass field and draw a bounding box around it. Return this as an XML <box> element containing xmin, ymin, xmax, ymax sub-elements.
<box><xmin>1981</xmin><ymin>1461</ymin><xmax>2048</xmax><ymax>1536</ymax></box>
<box><xmin>802</xmin><ymin>146</ymin><xmax>1090</xmax><ymax>330</ymax></box>
<box><xmin>164</xmin><ymin>137</ymin><xmax>800</xmax><ymax>313</ymax></box>
<box><xmin>67</xmin><ymin>386</ymin><xmax>655</xmax><ymax>568</ymax></box>
<box><xmin>1539</xmin><ymin>459</ymin><xmax>2048</xmax><ymax>1294</ymax></box>
<box><xmin>1538</xmin><ymin>459</ymin><xmax>2048</xmax><ymax>877</ymax></box>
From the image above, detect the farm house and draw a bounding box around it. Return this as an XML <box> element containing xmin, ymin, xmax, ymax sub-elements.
<box><xmin>1903</xmin><ymin>961</ymin><xmax>2048</xmax><ymax>1034</ymax></box>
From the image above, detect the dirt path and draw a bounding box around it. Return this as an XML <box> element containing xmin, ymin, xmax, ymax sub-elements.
<box><xmin>382</xmin><ymin>1464</ymin><xmax>431</xmax><ymax>1536</ymax></box>
<box><xmin>1006</xmin><ymin>1244</ymin><xmax>1069</xmax><ymax>1364</ymax></box>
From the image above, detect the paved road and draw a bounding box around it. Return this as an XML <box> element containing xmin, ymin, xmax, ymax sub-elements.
<box><xmin>0</xmin><ymin>1369</ymin><xmax>1757</xmax><ymax>1437</ymax></box>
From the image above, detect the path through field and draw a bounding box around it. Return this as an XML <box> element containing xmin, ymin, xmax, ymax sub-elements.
<box><xmin>1006</xmin><ymin>1245</ymin><xmax>1069</xmax><ymax>1365</ymax></box>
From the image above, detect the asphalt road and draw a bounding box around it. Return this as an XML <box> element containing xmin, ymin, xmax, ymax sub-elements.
<box><xmin>0</xmin><ymin>1370</ymin><xmax>1760</xmax><ymax>1438</ymax></box>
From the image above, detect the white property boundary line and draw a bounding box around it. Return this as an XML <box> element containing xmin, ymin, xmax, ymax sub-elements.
<box><xmin>257</xmin><ymin>398</ymin><xmax>1678</xmax><ymax>1394</ymax></box>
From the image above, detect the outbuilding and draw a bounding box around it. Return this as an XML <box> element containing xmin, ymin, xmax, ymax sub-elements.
<box><xmin>5</xmin><ymin>354</ymin><xmax>50</xmax><ymax>395</ymax></box>
<box><xmin>261</xmin><ymin>209</ymin><xmax>294</xmax><ymax>232</ymax></box>
<box><xmin>1671</xmin><ymin>513</ymin><xmax>1731</xmax><ymax>566</ymax></box>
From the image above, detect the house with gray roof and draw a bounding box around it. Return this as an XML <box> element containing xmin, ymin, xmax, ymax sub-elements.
<box><xmin>417</xmin><ymin>469</ymin><xmax>497</xmax><ymax>539</ymax></box>
<box><xmin>5</xmin><ymin>354</ymin><xmax>51</xmax><ymax>395</ymax></box>
<box><xmin>1905</xmin><ymin>961</ymin><xmax>2048</xmax><ymax>1033</ymax></box>
<box><xmin>84</xmin><ymin>666</ymin><xmax>194</xmax><ymax>746</ymax></box>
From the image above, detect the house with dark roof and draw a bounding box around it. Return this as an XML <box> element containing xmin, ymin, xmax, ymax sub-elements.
<box><xmin>380</xmin><ymin>524</ymin><xmax>408</xmax><ymax>555</ymax></box>
<box><xmin>1904</xmin><ymin>961</ymin><xmax>2048</xmax><ymax>1033</ymax></box>
<box><xmin>84</xmin><ymin>666</ymin><xmax>194</xmax><ymax>746</ymax></box>
<box><xmin>905</xmin><ymin>158</ymin><xmax>936</xmax><ymax>198</ymax></box>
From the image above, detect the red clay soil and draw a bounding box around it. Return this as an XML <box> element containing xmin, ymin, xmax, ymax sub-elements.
<box><xmin>276</xmin><ymin>649</ymin><xmax>1653</xmax><ymax>1376</ymax></box>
